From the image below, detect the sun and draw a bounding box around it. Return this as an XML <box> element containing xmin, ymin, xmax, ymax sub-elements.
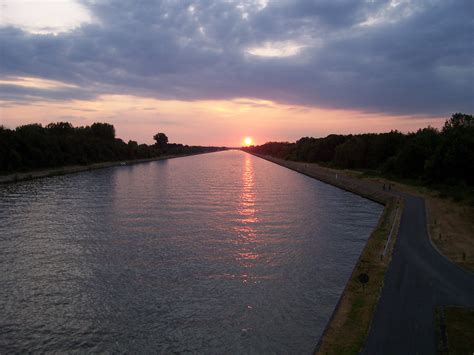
<box><xmin>243</xmin><ymin>136</ymin><xmax>253</xmax><ymax>146</ymax></box>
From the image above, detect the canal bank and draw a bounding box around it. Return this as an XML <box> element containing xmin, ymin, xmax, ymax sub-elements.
<box><xmin>245</xmin><ymin>152</ymin><xmax>403</xmax><ymax>354</ymax></box>
<box><xmin>0</xmin><ymin>151</ymin><xmax>224</xmax><ymax>184</ymax></box>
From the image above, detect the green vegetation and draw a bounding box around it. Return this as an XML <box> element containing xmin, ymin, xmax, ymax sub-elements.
<box><xmin>0</xmin><ymin>122</ymin><xmax>225</xmax><ymax>173</ymax></box>
<box><xmin>249</xmin><ymin>154</ymin><xmax>402</xmax><ymax>354</ymax></box>
<box><xmin>316</xmin><ymin>197</ymin><xmax>401</xmax><ymax>355</ymax></box>
<box><xmin>244</xmin><ymin>113</ymin><xmax>474</xmax><ymax>203</ymax></box>
<box><xmin>435</xmin><ymin>306</ymin><xmax>474</xmax><ymax>354</ymax></box>
<box><xmin>325</xmin><ymin>196</ymin><xmax>400</xmax><ymax>353</ymax></box>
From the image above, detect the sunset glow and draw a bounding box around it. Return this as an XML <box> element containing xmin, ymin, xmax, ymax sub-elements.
<box><xmin>0</xmin><ymin>95</ymin><xmax>445</xmax><ymax>146</ymax></box>
<box><xmin>0</xmin><ymin>1</ymin><xmax>471</xmax><ymax>145</ymax></box>
<box><xmin>0</xmin><ymin>1</ymin><xmax>473</xmax><ymax>353</ymax></box>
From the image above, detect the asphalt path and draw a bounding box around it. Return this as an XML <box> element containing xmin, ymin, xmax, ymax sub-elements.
<box><xmin>363</xmin><ymin>194</ymin><xmax>474</xmax><ymax>354</ymax></box>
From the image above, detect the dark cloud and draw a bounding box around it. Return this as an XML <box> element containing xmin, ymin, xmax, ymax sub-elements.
<box><xmin>0</xmin><ymin>0</ymin><xmax>472</xmax><ymax>115</ymax></box>
<box><xmin>0</xmin><ymin>83</ymin><xmax>97</xmax><ymax>102</ymax></box>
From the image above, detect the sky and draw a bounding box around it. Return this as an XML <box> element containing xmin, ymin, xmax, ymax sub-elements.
<box><xmin>0</xmin><ymin>0</ymin><xmax>473</xmax><ymax>146</ymax></box>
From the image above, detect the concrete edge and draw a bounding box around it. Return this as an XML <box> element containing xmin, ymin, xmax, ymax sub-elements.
<box><xmin>245</xmin><ymin>152</ymin><xmax>387</xmax><ymax>205</ymax></box>
<box><xmin>313</xmin><ymin>197</ymin><xmax>402</xmax><ymax>354</ymax></box>
<box><xmin>242</xmin><ymin>151</ymin><xmax>403</xmax><ymax>353</ymax></box>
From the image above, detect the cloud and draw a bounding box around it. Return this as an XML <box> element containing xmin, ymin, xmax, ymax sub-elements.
<box><xmin>0</xmin><ymin>83</ymin><xmax>96</xmax><ymax>102</ymax></box>
<box><xmin>0</xmin><ymin>0</ymin><xmax>93</xmax><ymax>34</ymax></box>
<box><xmin>0</xmin><ymin>0</ymin><xmax>472</xmax><ymax>115</ymax></box>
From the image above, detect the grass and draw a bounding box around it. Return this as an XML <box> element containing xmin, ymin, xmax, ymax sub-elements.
<box><xmin>311</xmin><ymin>166</ymin><xmax>474</xmax><ymax>352</ymax></box>
<box><xmin>435</xmin><ymin>306</ymin><xmax>474</xmax><ymax>354</ymax></box>
<box><xmin>246</xmin><ymin>153</ymin><xmax>403</xmax><ymax>354</ymax></box>
<box><xmin>248</xmin><ymin>152</ymin><xmax>473</xmax><ymax>353</ymax></box>
<box><xmin>315</xmin><ymin>197</ymin><xmax>402</xmax><ymax>354</ymax></box>
<box><xmin>426</xmin><ymin>197</ymin><xmax>474</xmax><ymax>272</ymax></box>
<box><xmin>354</xmin><ymin>174</ymin><xmax>474</xmax><ymax>272</ymax></box>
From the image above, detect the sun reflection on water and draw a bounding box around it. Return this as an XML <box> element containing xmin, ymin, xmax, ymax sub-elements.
<box><xmin>234</xmin><ymin>154</ymin><xmax>261</xmax><ymax>283</ymax></box>
<box><xmin>238</xmin><ymin>154</ymin><xmax>258</xmax><ymax>224</ymax></box>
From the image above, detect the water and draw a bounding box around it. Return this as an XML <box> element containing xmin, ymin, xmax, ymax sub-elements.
<box><xmin>0</xmin><ymin>150</ymin><xmax>382</xmax><ymax>353</ymax></box>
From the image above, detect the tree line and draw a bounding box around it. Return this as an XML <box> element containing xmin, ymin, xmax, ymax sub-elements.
<box><xmin>0</xmin><ymin>122</ymin><xmax>225</xmax><ymax>173</ymax></box>
<box><xmin>244</xmin><ymin>113</ymin><xmax>474</xmax><ymax>199</ymax></box>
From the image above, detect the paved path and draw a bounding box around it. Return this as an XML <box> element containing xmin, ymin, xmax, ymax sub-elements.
<box><xmin>363</xmin><ymin>194</ymin><xmax>474</xmax><ymax>354</ymax></box>
<box><xmin>248</xmin><ymin>153</ymin><xmax>473</xmax><ymax>353</ymax></box>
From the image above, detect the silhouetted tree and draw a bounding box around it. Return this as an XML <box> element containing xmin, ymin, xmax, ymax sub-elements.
<box><xmin>153</xmin><ymin>133</ymin><xmax>168</xmax><ymax>148</ymax></box>
<box><xmin>429</xmin><ymin>113</ymin><xmax>474</xmax><ymax>185</ymax></box>
<box><xmin>0</xmin><ymin>123</ymin><xmax>224</xmax><ymax>173</ymax></box>
<box><xmin>334</xmin><ymin>136</ymin><xmax>368</xmax><ymax>168</ymax></box>
<box><xmin>91</xmin><ymin>123</ymin><xmax>115</xmax><ymax>141</ymax></box>
<box><xmin>244</xmin><ymin>113</ymin><xmax>474</xmax><ymax>196</ymax></box>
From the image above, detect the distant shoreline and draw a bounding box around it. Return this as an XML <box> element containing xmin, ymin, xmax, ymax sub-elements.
<box><xmin>0</xmin><ymin>151</ymin><xmax>218</xmax><ymax>184</ymax></box>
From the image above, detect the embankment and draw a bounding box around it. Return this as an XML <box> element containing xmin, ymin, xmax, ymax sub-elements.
<box><xmin>0</xmin><ymin>152</ymin><xmax>217</xmax><ymax>184</ymax></box>
<box><xmin>246</xmin><ymin>152</ymin><xmax>403</xmax><ymax>354</ymax></box>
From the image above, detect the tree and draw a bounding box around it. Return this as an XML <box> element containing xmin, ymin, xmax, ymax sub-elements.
<box><xmin>91</xmin><ymin>123</ymin><xmax>115</xmax><ymax>141</ymax></box>
<box><xmin>46</xmin><ymin>122</ymin><xmax>74</xmax><ymax>135</ymax></box>
<box><xmin>429</xmin><ymin>113</ymin><xmax>474</xmax><ymax>185</ymax></box>
<box><xmin>334</xmin><ymin>136</ymin><xmax>368</xmax><ymax>168</ymax></box>
<box><xmin>0</xmin><ymin>122</ymin><xmax>222</xmax><ymax>174</ymax></box>
<box><xmin>153</xmin><ymin>133</ymin><xmax>168</xmax><ymax>148</ymax></box>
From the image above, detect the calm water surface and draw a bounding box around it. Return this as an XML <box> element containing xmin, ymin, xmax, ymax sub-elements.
<box><xmin>0</xmin><ymin>150</ymin><xmax>382</xmax><ymax>353</ymax></box>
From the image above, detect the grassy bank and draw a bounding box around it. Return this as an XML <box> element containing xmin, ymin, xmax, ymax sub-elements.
<box><xmin>350</xmin><ymin>173</ymin><xmax>474</xmax><ymax>272</ymax></box>
<box><xmin>248</xmin><ymin>151</ymin><xmax>474</xmax><ymax>353</ymax></box>
<box><xmin>253</xmin><ymin>149</ymin><xmax>473</xmax><ymax>273</ymax></box>
<box><xmin>435</xmin><ymin>306</ymin><xmax>474</xmax><ymax>354</ymax></box>
<box><xmin>246</xmin><ymin>152</ymin><xmax>402</xmax><ymax>354</ymax></box>
<box><xmin>316</xmin><ymin>197</ymin><xmax>401</xmax><ymax>354</ymax></box>
<box><xmin>0</xmin><ymin>151</ymin><xmax>215</xmax><ymax>184</ymax></box>
<box><xmin>249</xmin><ymin>153</ymin><xmax>393</xmax><ymax>204</ymax></box>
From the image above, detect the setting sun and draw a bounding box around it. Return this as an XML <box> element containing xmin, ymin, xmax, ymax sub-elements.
<box><xmin>243</xmin><ymin>137</ymin><xmax>253</xmax><ymax>146</ymax></box>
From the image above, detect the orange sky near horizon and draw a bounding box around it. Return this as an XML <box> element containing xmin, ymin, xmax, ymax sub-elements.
<box><xmin>0</xmin><ymin>94</ymin><xmax>446</xmax><ymax>147</ymax></box>
<box><xmin>0</xmin><ymin>1</ymin><xmax>470</xmax><ymax>148</ymax></box>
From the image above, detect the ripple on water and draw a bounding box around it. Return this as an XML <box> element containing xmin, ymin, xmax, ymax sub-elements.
<box><xmin>0</xmin><ymin>150</ymin><xmax>382</xmax><ymax>353</ymax></box>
